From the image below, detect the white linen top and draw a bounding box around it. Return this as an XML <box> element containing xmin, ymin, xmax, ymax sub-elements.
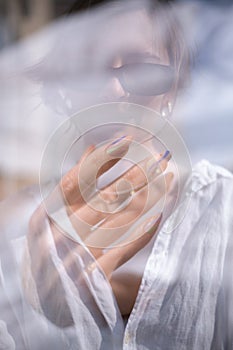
<box><xmin>0</xmin><ymin>159</ymin><xmax>233</xmax><ymax>350</ymax></box>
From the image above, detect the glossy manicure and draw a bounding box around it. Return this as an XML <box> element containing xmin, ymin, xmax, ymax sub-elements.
<box><xmin>158</xmin><ymin>150</ymin><xmax>171</xmax><ymax>163</ymax></box>
<box><xmin>147</xmin><ymin>150</ymin><xmax>171</xmax><ymax>179</ymax></box>
<box><xmin>106</xmin><ymin>135</ymin><xmax>131</xmax><ymax>157</ymax></box>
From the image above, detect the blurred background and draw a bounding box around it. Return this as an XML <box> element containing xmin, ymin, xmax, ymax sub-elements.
<box><xmin>0</xmin><ymin>0</ymin><xmax>76</xmax><ymax>199</ymax></box>
<box><xmin>0</xmin><ymin>0</ymin><xmax>233</xmax><ymax>200</ymax></box>
<box><xmin>0</xmin><ymin>0</ymin><xmax>69</xmax><ymax>49</ymax></box>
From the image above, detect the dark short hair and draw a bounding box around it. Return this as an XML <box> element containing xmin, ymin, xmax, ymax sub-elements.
<box><xmin>67</xmin><ymin>0</ymin><xmax>174</xmax><ymax>14</ymax></box>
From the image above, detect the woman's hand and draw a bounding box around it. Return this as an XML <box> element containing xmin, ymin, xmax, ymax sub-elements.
<box><xmin>58</xmin><ymin>136</ymin><xmax>173</xmax><ymax>313</ymax></box>
<box><xmin>27</xmin><ymin>136</ymin><xmax>173</xmax><ymax>320</ymax></box>
<box><xmin>59</xmin><ymin>136</ymin><xmax>172</xmax><ymax>271</ymax></box>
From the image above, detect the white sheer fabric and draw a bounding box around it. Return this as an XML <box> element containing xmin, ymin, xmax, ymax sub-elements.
<box><xmin>0</xmin><ymin>159</ymin><xmax>233</xmax><ymax>349</ymax></box>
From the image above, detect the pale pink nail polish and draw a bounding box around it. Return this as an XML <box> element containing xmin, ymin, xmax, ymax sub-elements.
<box><xmin>106</xmin><ymin>136</ymin><xmax>131</xmax><ymax>157</ymax></box>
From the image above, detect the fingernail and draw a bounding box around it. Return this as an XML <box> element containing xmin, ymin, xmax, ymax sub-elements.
<box><xmin>144</xmin><ymin>213</ymin><xmax>162</xmax><ymax>234</ymax></box>
<box><xmin>158</xmin><ymin>150</ymin><xmax>171</xmax><ymax>163</ymax></box>
<box><xmin>147</xmin><ymin>150</ymin><xmax>171</xmax><ymax>179</ymax></box>
<box><xmin>106</xmin><ymin>135</ymin><xmax>131</xmax><ymax>157</ymax></box>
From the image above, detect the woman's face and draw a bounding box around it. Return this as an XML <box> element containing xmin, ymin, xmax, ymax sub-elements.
<box><xmin>57</xmin><ymin>6</ymin><xmax>174</xmax><ymax>115</ymax></box>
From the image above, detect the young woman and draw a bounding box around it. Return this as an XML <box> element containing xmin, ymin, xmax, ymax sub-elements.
<box><xmin>1</xmin><ymin>1</ymin><xmax>233</xmax><ymax>349</ymax></box>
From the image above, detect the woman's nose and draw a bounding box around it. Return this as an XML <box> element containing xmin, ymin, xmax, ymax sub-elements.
<box><xmin>101</xmin><ymin>76</ymin><xmax>128</xmax><ymax>101</ymax></box>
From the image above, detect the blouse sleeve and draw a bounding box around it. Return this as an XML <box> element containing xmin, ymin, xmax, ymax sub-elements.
<box><xmin>1</xmin><ymin>187</ymin><xmax>124</xmax><ymax>350</ymax></box>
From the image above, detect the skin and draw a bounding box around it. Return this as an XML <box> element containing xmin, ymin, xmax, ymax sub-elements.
<box><xmin>27</xmin><ymin>8</ymin><xmax>177</xmax><ymax>321</ymax></box>
<box><xmin>28</xmin><ymin>140</ymin><xmax>173</xmax><ymax>319</ymax></box>
<box><xmin>61</xmin><ymin>8</ymin><xmax>176</xmax><ymax>113</ymax></box>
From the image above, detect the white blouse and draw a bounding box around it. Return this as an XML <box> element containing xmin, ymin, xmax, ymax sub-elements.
<box><xmin>0</xmin><ymin>159</ymin><xmax>233</xmax><ymax>349</ymax></box>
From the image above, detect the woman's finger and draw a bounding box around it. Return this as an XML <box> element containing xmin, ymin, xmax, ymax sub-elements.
<box><xmin>70</xmin><ymin>168</ymin><xmax>173</xmax><ymax>247</ymax></box>
<box><xmin>69</xmin><ymin>150</ymin><xmax>171</xmax><ymax>230</ymax></box>
<box><xmin>99</xmin><ymin>150</ymin><xmax>171</xmax><ymax>204</ymax></box>
<box><xmin>82</xmin><ymin>210</ymin><xmax>136</xmax><ymax>247</ymax></box>
<box><xmin>99</xmin><ymin>171</ymin><xmax>173</xmax><ymax>228</ymax></box>
<box><xmin>93</xmin><ymin>213</ymin><xmax>163</xmax><ymax>278</ymax></box>
<box><xmin>138</xmin><ymin>171</ymin><xmax>174</xmax><ymax>215</ymax></box>
<box><xmin>60</xmin><ymin>145</ymin><xmax>95</xmax><ymax>209</ymax></box>
<box><xmin>77</xmin><ymin>135</ymin><xmax>132</xmax><ymax>189</ymax></box>
<box><xmin>60</xmin><ymin>136</ymin><xmax>132</xmax><ymax>212</ymax></box>
<box><xmin>81</xmin><ymin>171</ymin><xmax>172</xmax><ymax>248</ymax></box>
